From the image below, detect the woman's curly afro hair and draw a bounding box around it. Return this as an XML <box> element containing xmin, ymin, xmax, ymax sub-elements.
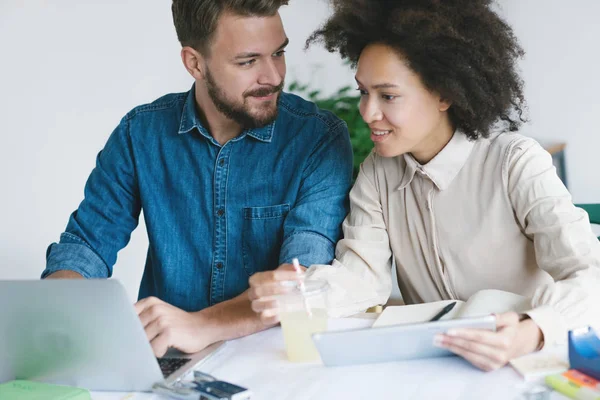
<box><xmin>307</xmin><ymin>0</ymin><xmax>527</xmax><ymax>140</ymax></box>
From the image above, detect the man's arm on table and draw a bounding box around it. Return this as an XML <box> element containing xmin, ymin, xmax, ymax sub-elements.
<box><xmin>42</xmin><ymin>121</ymin><xmax>352</xmax><ymax>356</ymax></box>
<box><xmin>134</xmin><ymin>290</ymin><xmax>275</xmax><ymax>357</ymax></box>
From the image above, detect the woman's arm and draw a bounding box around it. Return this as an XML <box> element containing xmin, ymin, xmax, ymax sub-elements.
<box><xmin>507</xmin><ymin>137</ymin><xmax>600</xmax><ymax>348</ymax></box>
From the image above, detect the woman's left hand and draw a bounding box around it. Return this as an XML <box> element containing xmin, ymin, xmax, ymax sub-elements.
<box><xmin>434</xmin><ymin>312</ymin><xmax>543</xmax><ymax>371</ymax></box>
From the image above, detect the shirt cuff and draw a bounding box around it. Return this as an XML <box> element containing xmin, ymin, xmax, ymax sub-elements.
<box><xmin>43</xmin><ymin>233</ymin><xmax>111</xmax><ymax>279</ymax></box>
<box><xmin>279</xmin><ymin>232</ymin><xmax>335</xmax><ymax>267</ymax></box>
<box><xmin>306</xmin><ymin>260</ymin><xmax>388</xmax><ymax>318</ymax></box>
<box><xmin>525</xmin><ymin>305</ymin><xmax>567</xmax><ymax>349</ymax></box>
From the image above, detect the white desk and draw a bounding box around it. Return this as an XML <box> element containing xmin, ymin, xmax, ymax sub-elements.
<box><xmin>92</xmin><ymin>317</ymin><xmax>568</xmax><ymax>400</ymax></box>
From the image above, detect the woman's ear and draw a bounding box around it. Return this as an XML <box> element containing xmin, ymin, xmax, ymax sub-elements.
<box><xmin>439</xmin><ymin>97</ymin><xmax>452</xmax><ymax>112</ymax></box>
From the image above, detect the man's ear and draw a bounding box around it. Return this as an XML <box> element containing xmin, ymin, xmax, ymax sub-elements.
<box><xmin>181</xmin><ymin>46</ymin><xmax>205</xmax><ymax>80</ymax></box>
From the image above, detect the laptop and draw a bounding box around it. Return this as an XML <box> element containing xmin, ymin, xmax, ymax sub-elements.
<box><xmin>0</xmin><ymin>279</ymin><xmax>224</xmax><ymax>392</ymax></box>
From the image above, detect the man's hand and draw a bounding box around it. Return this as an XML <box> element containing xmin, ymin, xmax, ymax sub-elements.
<box><xmin>434</xmin><ymin>312</ymin><xmax>543</xmax><ymax>371</ymax></box>
<box><xmin>135</xmin><ymin>296</ymin><xmax>212</xmax><ymax>357</ymax></box>
<box><xmin>248</xmin><ymin>263</ymin><xmax>306</xmax><ymax>325</ymax></box>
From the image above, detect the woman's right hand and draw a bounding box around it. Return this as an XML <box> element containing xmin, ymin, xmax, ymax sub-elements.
<box><xmin>248</xmin><ymin>263</ymin><xmax>306</xmax><ymax>325</ymax></box>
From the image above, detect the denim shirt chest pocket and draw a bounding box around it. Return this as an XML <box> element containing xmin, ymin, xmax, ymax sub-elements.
<box><xmin>242</xmin><ymin>203</ymin><xmax>290</xmax><ymax>276</ymax></box>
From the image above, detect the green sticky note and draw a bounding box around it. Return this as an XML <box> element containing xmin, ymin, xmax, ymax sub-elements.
<box><xmin>0</xmin><ymin>380</ymin><xmax>91</xmax><ymax>400</ymax></box>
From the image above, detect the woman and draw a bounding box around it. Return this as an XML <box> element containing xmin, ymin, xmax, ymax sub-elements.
<box><xmin>248</xmin><ymin>0</ymin><xmax>600</xmax><ymax>371</ymax></box>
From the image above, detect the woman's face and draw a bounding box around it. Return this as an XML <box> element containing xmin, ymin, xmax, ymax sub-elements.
<box><xmin>356</xmin><ymin>43</ymin><xmax>453</xmax><ymax>161</ymax></box>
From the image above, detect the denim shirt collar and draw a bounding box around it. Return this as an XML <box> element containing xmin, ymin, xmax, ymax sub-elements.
<box><xmin>396</xmin><ymin>129</ymin><xmax>474</xmax><ymax>191</ymax></box>
<box><xmin>178</xmin><ymin>84</ymin><xmax>274</xmax><ymax>143</ymax></box>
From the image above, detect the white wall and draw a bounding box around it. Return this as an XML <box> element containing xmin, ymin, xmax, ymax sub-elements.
<box><xmin>0</xmin><ymin>1</ymin><xmax>598</xmax><ymax>301</ymax></box>
<box><xmin>497</xmin><ymin>0</ymin><xmax>600</xmax><ymax>202</ymax></box>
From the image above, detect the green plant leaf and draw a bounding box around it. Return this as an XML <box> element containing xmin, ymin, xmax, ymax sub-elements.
<box><xmin>336</xmin><ymin>86</ymin><xmax>353</xmax><ymax>95</ymax></box>
<box><xmin>308</xmin><ymin>90</ymin><xmax>321</xmax><ymax>100</ymax></box>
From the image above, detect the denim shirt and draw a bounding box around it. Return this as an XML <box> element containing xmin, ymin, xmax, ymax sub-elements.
<box><xmin>43</xmin><ymin>86</ymin><xmax>353</xmax><ymax>312</ymax></box>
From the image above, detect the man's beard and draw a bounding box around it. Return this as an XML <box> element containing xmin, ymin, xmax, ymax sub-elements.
<box><xmin>205</xmin><ymin>68</ymin><xmax>284</xmax><ymax>129</ymax></box>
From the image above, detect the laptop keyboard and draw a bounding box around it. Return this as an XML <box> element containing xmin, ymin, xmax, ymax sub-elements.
<box><xmin>157</xmin><ymin>357</ymin><xmax>191</xmax><ymax>378</ymax></box>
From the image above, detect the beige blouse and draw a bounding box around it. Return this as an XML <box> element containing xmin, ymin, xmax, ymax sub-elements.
<box><xmin>306</xmin><ymin>131</ymin><xmax>600</xmax><ymax>348</ymax></box>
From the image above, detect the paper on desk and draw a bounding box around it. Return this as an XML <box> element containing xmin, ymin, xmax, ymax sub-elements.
<box><xmin>327</xmin><ymin>315</ymin><xmax>376</xmax><ymax>331</ymax></box>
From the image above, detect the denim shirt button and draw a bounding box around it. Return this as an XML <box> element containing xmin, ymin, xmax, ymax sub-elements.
<box><xmin>216</xmin><ymin>262</ymin><xmax>223</xmax><ymax>269</ymax></box>
<box><xmin>219</xmin><ymin>158</ymin><xmax>225</xmax><ymax>166</ymax></box>
<box><xmin>217</xmin><ymin>209</ymin><xmax>225</xmax><ymax>217</ymax></box>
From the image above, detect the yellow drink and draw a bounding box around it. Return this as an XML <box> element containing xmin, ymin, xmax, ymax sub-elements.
<box><xmin>280</xmin><ymin>308</ymin><xmax>328</xmax><ymax>362</ymax></box>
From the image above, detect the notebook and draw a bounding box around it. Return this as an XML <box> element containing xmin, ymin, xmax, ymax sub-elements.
<box><xmin>0</xmin><ymin>380</ymin><xmax>91</xmax><ymax>400</ymax></box>
<box><xmin>373</xmin><ymin>289</ymin><xmax>530</xmax><ymax>328</ymax></box>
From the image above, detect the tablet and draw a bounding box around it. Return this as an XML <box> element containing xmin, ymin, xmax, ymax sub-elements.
<box><xmin>312</xmin><ymin>315</ymin><xmax>496</xmax><ymax>367</ymax></box>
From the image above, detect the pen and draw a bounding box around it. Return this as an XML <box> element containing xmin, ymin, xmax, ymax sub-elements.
<box><xmin>430</xmin><ymin>301</ymin><xmax>457</xmax><ymax>322</ymax></box>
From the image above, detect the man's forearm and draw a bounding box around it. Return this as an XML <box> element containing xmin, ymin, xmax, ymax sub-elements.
<box><xmin>195</xmin><ymin>290</ymin><xmax>275</xmax><ymax>344</ymax></box>
<box><xmin>44</xmin><ymin>270</ymin><xmax>84</xmax><ymax>279</ymax></box>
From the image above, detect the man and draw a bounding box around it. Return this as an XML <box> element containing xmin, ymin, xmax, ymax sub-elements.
<box><xmin>42</xmin><ymin>0</ymin><xmax>353</xmax><ymax>357</ymax></box>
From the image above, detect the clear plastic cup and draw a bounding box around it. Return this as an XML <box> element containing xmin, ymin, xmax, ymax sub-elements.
<box><xmin>277</xmin><ymin>279</ymin><xmax>329</xmax><ymax>362</ymax></box>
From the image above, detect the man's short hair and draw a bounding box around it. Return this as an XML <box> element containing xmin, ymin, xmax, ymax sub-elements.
<box><xmin>172</xmin><ymin>0</ymin><xmax>290</xmax><ymax>55</ymax></box>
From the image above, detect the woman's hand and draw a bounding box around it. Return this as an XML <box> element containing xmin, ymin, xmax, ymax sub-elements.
<box><xmin>434</xmin><ymin>312</ymin><xmax>543</xmax><ymax>371</ymax></box>
<box><xmin>248</xmin><ymin>263</ymin><xmax>306</xmax><ymax>325</ymax></box>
